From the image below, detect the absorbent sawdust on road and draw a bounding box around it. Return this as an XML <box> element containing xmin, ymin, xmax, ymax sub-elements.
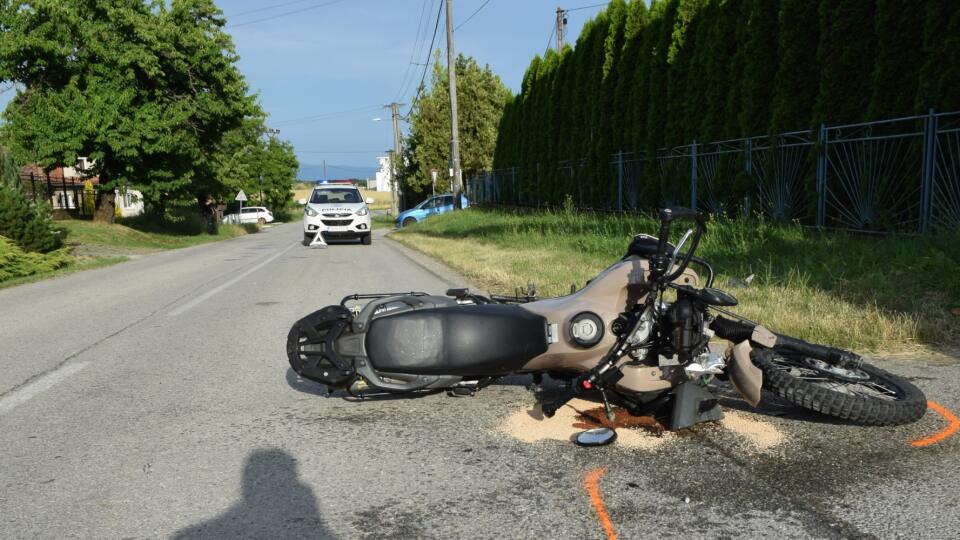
<box><xmin>499</xmin><ymin>397</ymin><xmax>784</xmax><ymax>451</ymax></box>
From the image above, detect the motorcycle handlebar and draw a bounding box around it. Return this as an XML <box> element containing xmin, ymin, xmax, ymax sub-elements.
<box><xmin>652</xmin><ymin>207</ymin><xmax>707</xmax><ymax>283</ymax></box>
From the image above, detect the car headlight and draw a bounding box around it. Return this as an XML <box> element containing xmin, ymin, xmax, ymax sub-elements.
<box><xmin>304</xmin><ymin>206</ymin><xmax>319</xmax><ymax>217</ymax></box>
<box><xmin>355</xmin><ymin>206</ymin><xmax>368</xmax><ymax>216</ymax></box>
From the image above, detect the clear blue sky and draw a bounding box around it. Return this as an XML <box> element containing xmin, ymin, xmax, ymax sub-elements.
<box><xmin>226</xmin><ymin>0</ymin><xmax>609</xmax><ymax>176</ymax></box>
<box><xmin>0</xmin><ymin>0</ymin><xmax>609</xmax><ymax>178</ymax></box>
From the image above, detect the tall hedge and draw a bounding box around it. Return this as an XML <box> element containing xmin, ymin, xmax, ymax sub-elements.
<box><xmin>492</xmin><ymin>0</ymin><xmax>957</xmax><ymax>208</ymax></box>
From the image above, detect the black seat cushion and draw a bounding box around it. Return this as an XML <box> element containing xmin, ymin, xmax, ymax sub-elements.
<box><xmin>365</xmin><ymin>304</ymin><xmax>548</xmax><ymax>375</ymax></box>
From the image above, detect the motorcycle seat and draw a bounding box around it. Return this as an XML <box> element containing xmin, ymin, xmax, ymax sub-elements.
<box><xmin>365</xmin><ymin>304</ymin><xmax>549</xmax><ymax>375</ymax></box>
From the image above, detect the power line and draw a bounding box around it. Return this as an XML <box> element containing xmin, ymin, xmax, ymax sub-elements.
<box><xmin>226</xmin><ymin>0</ymin><xmax>349</xmax><ymax>29</ymax></box>
<box><xmin>229</xmin><ymin>0</ymin><xmax>316</xmax><ymax>18</ymax></box>
<box><xmin>298</xmin><ymin>150</ymin><xmax>383</xmax><ymax>154</ymax></box>
<box><xmin>454</xmin><ymin>0</ymin><xmax>492</xmax><ymax>31</ymax></box>
<box><xmin>406</xmin><ymin>1</ymin><xmax>444</xmax><ymax>118</ymax></box>
<box><xmin>394</xmin><ymin>0</ymin><xmax>433</xmax><ymax>103</ymax></box>
<box><xmin>566</xmin><ymin>2</ymin><xmax>609</xmax><ymax>12</ymax></box>
<box><xmin>270</xmin><ymin>104</ymin><xmax>382</xmax><ymax>126</ymax></box>
<box><xmin>544</xmin><ymin>22</ymin><xmax>556</xmax><ymax>56</ymax></box>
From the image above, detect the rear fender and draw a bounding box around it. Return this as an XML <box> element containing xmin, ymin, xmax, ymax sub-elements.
<box><xmin>729</xmin><ymin>341</ymin><xmax>762</xmax><ymax>407</ymax></box>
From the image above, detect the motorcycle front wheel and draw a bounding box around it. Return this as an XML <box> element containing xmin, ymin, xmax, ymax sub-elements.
<box><xmin>751</xmin><ymin>348</ymin><xmax>927</xmax><ymax>426</ymax></box>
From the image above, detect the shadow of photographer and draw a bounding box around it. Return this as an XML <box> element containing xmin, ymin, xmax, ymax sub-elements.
<box><xmin>173</xmin><ymin>449</ymin><xmax>335</xmax><ymax>539</ymax></box>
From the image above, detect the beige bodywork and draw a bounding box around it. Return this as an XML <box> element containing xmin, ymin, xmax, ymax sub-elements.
<box><xmin>729</xmin><ymin>341</ymin><xmax>763</xmax><ymax>406</ymax></box>
<box><xmin>519</xmin><ymin>255</ymin><xmax>699</xmax><ymax>393</ymax></box>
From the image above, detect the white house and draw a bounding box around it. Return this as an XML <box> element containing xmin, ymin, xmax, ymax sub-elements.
<box><xmin>373</xmin><ymin>155</ymin><xmax>392</xmax><ymax>192</ymax></box>
<box><xmin>20</xmin><ymin>158</ymin><xmax>144</xmax><ymax>217</ymax></box>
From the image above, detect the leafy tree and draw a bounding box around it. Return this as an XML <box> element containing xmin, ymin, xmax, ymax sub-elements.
<box><xmin>405</xmin><ymin>53</ymin><xmax>512</xmax><ymax>203</ymax></box>
<box><xmin>0</xmin><ymin>0</ymin><xmax>256</xmax><ymax>221</ymax></box>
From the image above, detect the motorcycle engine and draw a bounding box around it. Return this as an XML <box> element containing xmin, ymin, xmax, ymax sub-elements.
<box><xmin>666</xmin><ymin>298</ymin><xmax>704</xmax><ymax>362</ymax></box>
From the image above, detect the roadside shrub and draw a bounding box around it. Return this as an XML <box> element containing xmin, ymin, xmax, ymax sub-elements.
<box><xmin>82</xmin><ymin>179</ymin><xmax>95</xmax><ymax>215</ymax></box>
<box><xmin>0</xmin><ymin>152</ymin><xmax>63</xmax><ymax>253</ymax></box>
<box><xmin>0</xmin><ymin>235</ymin><xmax>71</xmax><ymax>282</ymax></box>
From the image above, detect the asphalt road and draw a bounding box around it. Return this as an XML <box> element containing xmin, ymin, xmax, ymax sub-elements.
<box><xmin>1</xmin><ymin>222</ymin><xmax>958</xmax><ymax>539</ymax></box>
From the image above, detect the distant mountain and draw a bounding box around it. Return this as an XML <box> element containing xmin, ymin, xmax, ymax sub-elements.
<box><xmin>299</xmin><ymin>162</ymin><xmax>378</xmax><ymax>181</ymax></box>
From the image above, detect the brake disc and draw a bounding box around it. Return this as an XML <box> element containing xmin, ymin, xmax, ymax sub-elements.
<box><xmin>800</xmin><ymin>356</ymin><xmax>871</xmax><ymax>383</ymax></box>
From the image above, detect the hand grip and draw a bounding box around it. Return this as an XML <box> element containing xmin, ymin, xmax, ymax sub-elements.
<box><xmin>660</xmin><ymin>207</ymin><xmax>701</xmax><ymax>223</ymax></box>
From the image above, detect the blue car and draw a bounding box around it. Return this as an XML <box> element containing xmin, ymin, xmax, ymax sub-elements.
<box><xmin>395</xmin><ymin>193</ymin><xmax>469</xmax><ymax>228</ymax></box>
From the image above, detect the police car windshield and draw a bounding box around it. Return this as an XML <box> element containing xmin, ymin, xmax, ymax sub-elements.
<box><xmin>310</xmin><ymin>188</ymin><xmax>361</xmax><ymax>204</ymax></box>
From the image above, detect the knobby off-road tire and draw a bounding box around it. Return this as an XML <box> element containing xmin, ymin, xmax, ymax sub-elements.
<box><xmin>752</xmin><ymin>348</ymin><xmax>926</xmax><ymax>426</ymax></box>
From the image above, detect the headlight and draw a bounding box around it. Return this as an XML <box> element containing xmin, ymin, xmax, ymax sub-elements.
<box><xmin>355</xmin><ymin>206</ymin><xmax>368</xmax><ymax>216</ymax></box>
<box><xmin>304</xmin><ymin>206</ymin><xmax>319</xmax><ymax>217</ymax></box>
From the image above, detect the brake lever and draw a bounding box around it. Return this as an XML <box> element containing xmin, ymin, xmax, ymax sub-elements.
<box><xmin>668</xmin><ymin>228</ymin><xmax>695</xmax><ymax>271</ymax></box>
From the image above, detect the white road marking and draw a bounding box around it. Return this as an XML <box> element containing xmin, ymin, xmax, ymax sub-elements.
<box><xmin>0</xmin><ymin>361</ymin><xmax>91</xmax><ymax>416</ymax></box>
<box><xmin>167</xmin><ymin>242</ymin><xmax>297</xmax><ymax>317</ymax></box>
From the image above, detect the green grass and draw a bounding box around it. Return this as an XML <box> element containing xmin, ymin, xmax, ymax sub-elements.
<box><xmin>392</xmin><ymin>208</ymin><xmax>960</xmax><ymax>355</ymax></box>
<box><xmin>371</xmin><ymin>213</ymin><xmax>395</xmax><ymax>230</ymax></box>
<box><xmin>0</xmin><ymin>213</ymin><xmax>256</xmax><ymax>288</ymax></box>
<box><xmin>61</xmin><ymin>218</ymin><xmax>250</xmax><ymax>252</ymax></box>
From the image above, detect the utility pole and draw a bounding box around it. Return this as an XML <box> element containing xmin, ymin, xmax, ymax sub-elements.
<box><xmin>555</xmin><ymin>7</ymin><xmax>567</xmax><ymax>51</ymax></box>
<box><xmin>445</xmin><ymin>0</ymin><xmax>463</xmax><ymax>210</ymax></box>
<box><xmin>323</xmin><ymin>160</ymin><xmax>327</xmax><ymax>181</ymax></box>
<box><xmin>260</xmin><ymin>127</ymin><xmax>278</xmax><ymax>204</ymax></box>
<box><xmin>385</xmin><ymin>102</ymin><xmax>404</xmax><ymax>215</ymax></box>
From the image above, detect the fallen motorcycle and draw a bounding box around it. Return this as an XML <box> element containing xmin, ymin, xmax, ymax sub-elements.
<box><xmin>287</xmin><ymin>208</ymin><xmax>926</xmax><ymax>436</ymax></box>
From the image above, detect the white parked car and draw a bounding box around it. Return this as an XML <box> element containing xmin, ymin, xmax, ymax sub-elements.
<box><xmin>301</xmin><ymin>184</ymin><xmax>373</xmax><ymax>245</ymax></box>
<box><xmin>223</xmin><ymin>206</ymin><xmax>274</xmax><ymax>225</ymax></box>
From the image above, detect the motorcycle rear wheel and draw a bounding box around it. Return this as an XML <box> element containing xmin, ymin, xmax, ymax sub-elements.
<box><xmin>751</xmin><ymin>348</ymin><xmax>926</xmax><ymax>426</ymax></box>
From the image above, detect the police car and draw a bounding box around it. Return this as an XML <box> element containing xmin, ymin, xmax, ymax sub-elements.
<box><xmin>301</xmin><ymin>184</ymin><xmax>373</xmax><ymax>245</ymax></box>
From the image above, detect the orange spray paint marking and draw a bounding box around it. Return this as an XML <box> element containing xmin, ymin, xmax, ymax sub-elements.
<box><xmin>911</xmin><ymin>401</ymin><xmax>960</xmax><ymax>448</ymax></box>
<box><xmin>584</xmin><ymin>468</ymin><xmax>618</xmax><ymax>540</ymax></box>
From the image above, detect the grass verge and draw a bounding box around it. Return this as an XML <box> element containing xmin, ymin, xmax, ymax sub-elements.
<box><xmin>371</xmin><ymin>213</ymin><xmax>395</xmax><ymax>230</ymax></box>
<box><xmin>0</xmin><ymin>216</ymin><xmax>254</xmax><ymax>289</ymax></box>
<box><xmin>391</xmin><ymin>208</ymin><xmax>960</xmax><ymax>355</ymax></box>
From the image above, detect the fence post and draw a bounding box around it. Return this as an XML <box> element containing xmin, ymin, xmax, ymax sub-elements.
<box><xmin>511</xmin><ymin>166</ymin><xmax>518</xmax><ymax>206</ymax></box>
<box><xmin>815</xmin><ymin>123</ymin><xmax>827</xmax><ymax>228</ymax></box>
<box><xmin>745</xmin><ymin>138</ymin><xmax>753</xmax><ymax>175</ymax></box>
<box><xmin>616</xmin><ymin>150</ymin><xmax>624</xmax><ymax>212</ymax></box>
<box><xmin>46</xmin><ymin>171</ymin><xmax>53</xmax><ymax>208</ymax></box>
<box><xmin>919</xmin><ymin>108</ymin><xmax>938</xmax><ymax>234</ymax></box>
<box><xmin>690</xmin><ymin>140</ymin><xmax>698</xmax><ymax>210</ymax></box>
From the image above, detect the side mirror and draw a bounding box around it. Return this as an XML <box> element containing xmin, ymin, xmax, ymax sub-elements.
<box><xmin>297</xmin><ymin>198</ymin><xmax>307</xmax><ymax>205</ymax></box>
<box><xmin>365</xmin><ymin>197</ymin><xmax>374</xmax><ymax>205</ymax></box>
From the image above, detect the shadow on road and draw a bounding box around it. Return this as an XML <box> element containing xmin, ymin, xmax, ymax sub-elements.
<box><xmin>173</xmin><ymin>449</ymin><xmax>335</xmax><ymax>539</ymax></box>
<box><xmin>285</xmin><ymin>366</ymin><xmax>536</xmax><ymax>401</ymax></box>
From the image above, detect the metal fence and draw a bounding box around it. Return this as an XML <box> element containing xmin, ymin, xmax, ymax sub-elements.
<box><xmin>15</xmin><ymin>172</ymin><xmax>100</xmax><ymax>217</ymax></box>
<box><xmin>467</xmin><ymin>109</ymin><xmax>960</xmax><ymax>234</ymax></box>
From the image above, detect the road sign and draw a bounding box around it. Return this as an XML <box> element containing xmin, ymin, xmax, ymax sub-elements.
<box><xmin>235</xmin><ymin>190</ymin><xmax>248</xmax><ymax>202</ymax></box>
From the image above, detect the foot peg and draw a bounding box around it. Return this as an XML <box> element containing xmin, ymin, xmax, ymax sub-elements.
<box><xmin>447</xmin><ymin>386</ymin><xmax>476</xmax><ymax>397</ymax></box>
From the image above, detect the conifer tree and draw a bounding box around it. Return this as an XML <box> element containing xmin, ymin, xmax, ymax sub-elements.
<box><xmin>814</xmin><ymin>0</ymin><xmax>877</xmax><ymax>124</ymax></box>
<box><xmin>770</xmin><ymin>0</ymin><xmax>820</xmax><ymax>133</ymax></box>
